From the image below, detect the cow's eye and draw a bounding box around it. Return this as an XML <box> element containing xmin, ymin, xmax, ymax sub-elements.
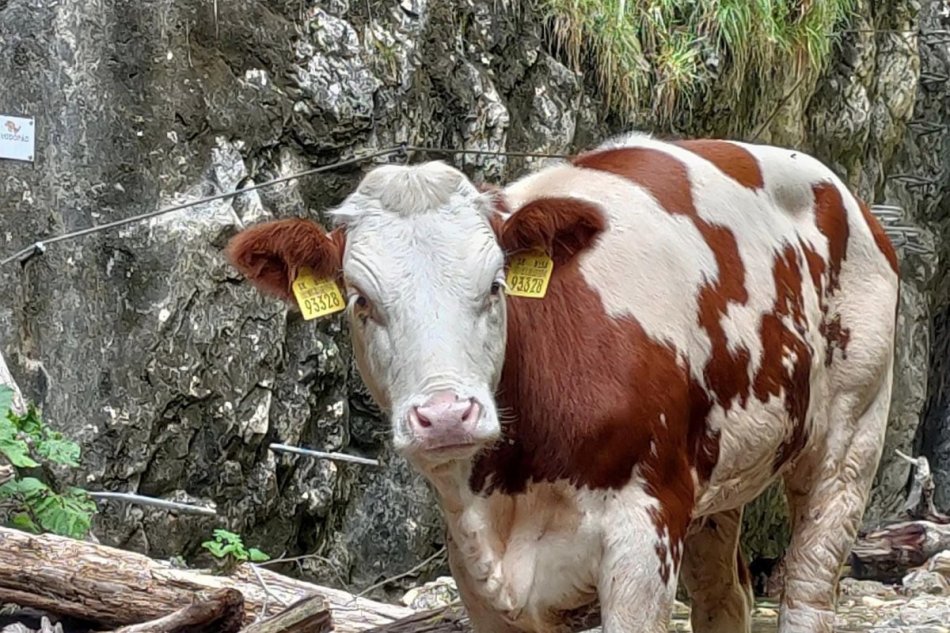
<box><xmin>348</xmin><ymin>290</ymin><xmax>373</xmax><ymax>324</ymax></box>
<box><xmin>490</xmin><ymin>280</ymin><xmax>505</xmax><ymax>297</ymax></box>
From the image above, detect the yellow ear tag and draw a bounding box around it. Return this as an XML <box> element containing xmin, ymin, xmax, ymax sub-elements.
<box><xmin>505</xmin><ymin>249</ymin><xmax>554</xmax><ymax>299</ymax></box>
<box><xmin>291</xmin><ymin>266</ymin><xmax>346</xmax><ymax>320</ymax></box>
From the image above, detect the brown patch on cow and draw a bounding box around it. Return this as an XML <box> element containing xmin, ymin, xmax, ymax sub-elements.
<box><xmin>498</xmin><ymin>197</ymin><xmax>608</xmax><ymax>265</ymax></box>
<box><xmin>226</xmin><ymin>218</ymin><xmax>346</xmax><ymax>303</ymax></box>
<box><xmin>753</xmin><ymin>246</ymin><xmax>814</xmax><ymax>472</ymax></box>
<box><xmin>799</xmin><ymin>239</ymin><xmax>826</xmax><ymax>295</ymax></box>
<box><xmin>812</xmin><ymin>182</ymin><xmax>850</xmax><ymax>293</ymax></box>
<box><xmin>471</xmin><ymin>194</ymin><xmax>698</xmax><ymax>577</ymax></box>
<box><xmin>820</xmin><ymin>314</ymin><xmax>852</xmax><ymax>367</ymax></box>
<box><xmin>674</xmin><ymin>139</ymin><xmax>765</xmax><ymax>190</ymax></box>
<box><xmin>858</xmin><ymin>200</ymin><xmax>900</xmax><ymax>274</ymax></box>
<box><xmin>573</xmin><ymin>147</ymin><xmax>752</xmax><ymax>413</ymax></box>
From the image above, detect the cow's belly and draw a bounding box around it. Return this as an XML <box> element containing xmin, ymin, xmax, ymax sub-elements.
<box><xmin>693</xmin><ymin>384</ymin><xmax>829</xmax><ymax>517</ymax></box>
<box><xmin>450</xmin><ymin>484</ymin><xmax>602</xmax><ymax>631</ymax></box>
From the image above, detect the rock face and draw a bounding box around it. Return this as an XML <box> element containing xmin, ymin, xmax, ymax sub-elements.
<box><xmin>0</xmin><ymin>0</ymin><xmax>947</xmax><ymax>598</ymax></box>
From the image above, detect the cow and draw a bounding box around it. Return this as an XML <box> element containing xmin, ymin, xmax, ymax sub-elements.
<box><xmin>225</xmin><ymin>132</ymin><xmax>900</xmax><ymax>633</ymax></box>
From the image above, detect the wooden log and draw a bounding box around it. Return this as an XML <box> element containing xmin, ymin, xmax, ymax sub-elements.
<box><xmin>848</xmin><ymin>520</ymin><xmax>950</xmax><ymax>583</ymax></box>
<box><xmin>239</xmin><ymin>594</ymin><xmax>332</xmax><ymax>633</ymax></box>
<box><xmin>109</xmin><ymin>588</ymin><xmax>244</xmax><ymax>633</ymax></box>
<box><xmin>0</xmin><ymin>527</ymin><xmax>408</xmax><ymax>631</ymax></box>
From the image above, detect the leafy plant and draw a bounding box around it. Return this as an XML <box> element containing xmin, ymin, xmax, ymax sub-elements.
<box><xmin>527</xmin><ymin>0</ymin><xmax>858</xmax><ymax>129</ymax></box>
<box><xmin>202</xmin><ymin>528</ymin><xmax>270</xmax><ymax>572</ymax></box>
<box><xmin>0</xmin><ymin>385</ymin><xmax>97</xmax><ymax>539</ymax></box>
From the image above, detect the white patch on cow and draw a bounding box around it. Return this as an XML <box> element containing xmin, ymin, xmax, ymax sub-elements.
<box><xmin>598</xmin><ymin>477</ymin><xmax>679</xmax><ymax>632</ymax></box>
<box><xmin>432</xmin><ymin>469</ymin><xmax>603</xmax><ymax>630</ymax></box>
<box><xmin>434</xmin><ymin>469</ymin><xmax>678</xmax><ymax>632</ymax></box>
<box><xmin>504</xmin><ymin>164</ymin><xmax>717</xmax><ymax>377</ymax></box>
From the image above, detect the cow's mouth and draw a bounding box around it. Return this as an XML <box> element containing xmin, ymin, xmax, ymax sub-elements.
<box><xmin>407</xmin><ymin>436</ymin><xmax>492</xmax><ymax>465</ymax></box>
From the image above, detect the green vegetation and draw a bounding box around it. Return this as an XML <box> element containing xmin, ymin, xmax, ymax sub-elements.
<box><xmin>0</xmin><ymin>385</ymin><xmax>97</xmax><ymax>539</ymax></box>
<box><xmin>202</xmin><ymin>528</ymin><xmax>270</xmax><ymax>572</ymax></box>
<box><xmin>530</xmin><ymin>0</ymin><xmax>858</xmax><ymax>126</ymax></box>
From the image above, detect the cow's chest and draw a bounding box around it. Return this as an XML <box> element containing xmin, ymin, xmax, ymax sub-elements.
<box><xmin>447</xmin><ymin>484</ymin><xmax>603</xmax><ymax>630</ymax></box>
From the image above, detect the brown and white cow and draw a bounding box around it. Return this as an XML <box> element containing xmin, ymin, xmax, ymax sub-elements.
<box><xmin>226</xmin><ymin>132</ymin><xmax>900</xmax><ymax>633</ymax></box>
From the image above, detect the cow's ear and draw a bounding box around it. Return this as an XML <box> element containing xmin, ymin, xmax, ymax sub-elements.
<box><xmin>226</xmin><ymin>218</ymin><xmax>346</xmax><ymax>303</ymax></box>
<box><xmin>499</xmin><ymin>197</ymin><xmax>606</xmax><ymax>265</ymax></box>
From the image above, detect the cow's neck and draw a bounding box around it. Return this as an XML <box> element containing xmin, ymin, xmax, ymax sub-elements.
<box><xmin>469</xmin><ymin>255</ymin><xmax>646</xmax><ymax>496</ymax></box>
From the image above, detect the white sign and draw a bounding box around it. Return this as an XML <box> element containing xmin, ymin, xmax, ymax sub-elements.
<box><xmin>0</xmin><ymin>115</ymin><xmax>35</xmax><ymax>162</ymax></box>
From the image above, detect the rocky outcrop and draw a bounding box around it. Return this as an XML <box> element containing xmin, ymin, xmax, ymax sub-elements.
<box><xmin>0</xmin><ymin>0</ymin><xmax>947</xmax><ymax>598</ymax></box>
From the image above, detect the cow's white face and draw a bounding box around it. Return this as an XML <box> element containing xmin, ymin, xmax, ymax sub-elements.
<box><xmin>331</xmin><ymin>162</ymin><xmax>507</xmax><ymax>464</ymax></box>
<box><xmin>226</xmin><ymin>160</ymin><xmax>605</xmax><ymax>471</ymax></box>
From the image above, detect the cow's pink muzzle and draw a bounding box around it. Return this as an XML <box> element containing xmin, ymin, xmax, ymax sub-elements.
<box><xmin>406</xmin><ymin>390</ymin><xmax>483</xmax><ymax>453</ymax></box>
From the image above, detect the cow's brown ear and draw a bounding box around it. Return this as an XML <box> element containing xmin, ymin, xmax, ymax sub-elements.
<box><xmin>226</xmin><ymin>218</ymin><xmax>346</xmax><ymax>303</ymax></box>
<box><xmin>499</xmin><ymin>197</ymin><xmax>606</xmax><ymax>265</ymax></box>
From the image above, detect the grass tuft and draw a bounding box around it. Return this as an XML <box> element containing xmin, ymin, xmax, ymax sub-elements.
<box><xmin>528</xmin><ymin>0</ymin><xmax>858</xmax><ymax>127</ymax></box>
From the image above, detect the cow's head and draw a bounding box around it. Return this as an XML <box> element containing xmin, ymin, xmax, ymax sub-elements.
<box><xmin>226</xmin><ymin>161</ymin><xmax>604</xmax><ymax>469</ymax></box>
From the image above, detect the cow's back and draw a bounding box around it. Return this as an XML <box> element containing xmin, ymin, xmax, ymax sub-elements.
<box><xmin>501</xmin><ymin>133</ymin><xmax>899</xmax><ymax>515</ymax></box>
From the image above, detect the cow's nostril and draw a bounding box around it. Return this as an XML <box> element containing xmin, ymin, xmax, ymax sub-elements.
<box><xmin>460</xmin><ymin>399</ymin><xmax>478</xmax><ymax>425</ymax></box>
<box><xmin>412</xmin><ymin>406</ymin><xmax>433</xmax><ymax>429</ymax></box>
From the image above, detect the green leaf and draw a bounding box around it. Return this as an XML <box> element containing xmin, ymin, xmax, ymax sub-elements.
<box><xmin>0</xmin><ymin>418</ymin><xmax>38</xmax><ymax>468</ymax></box>
<box><xmin>35</xmin><ymin>436</ymin><xmax>81</xmax><ymax>467</ymax></box>
<box><xmin>0</xmin><ymin>437</ymin><xmax>38</xmax><ymax>468</ymax></box>
<box><xmin>202</xmin><ymin>540</ymin><xmax>228</xmax><ymax>558</ymax></box>
<box><xmin>212</xmin><ymin>529</ymin><xmax>243</xmax><ymax>545</ymax></box>
<box><xmin>11</xmin><ymin>512</ymin><xmax>39</xmax><ymax>533</ymax></box>
<box><xmin>32</xmin><ymin>489</ymin><xmax>94</xmax><ymax>539</ymax></box>
<box><xmin>248</xmin><ymin>548</ymin><xmax>270</xmax><ymax>562</ymax></box>
<box><xmin>11</xmin><ymin>406</ymin><xmax>43</xmax><ymax>437</ymax></box>
<box><xmin>0</xmin><ymin>386</ymin><xmax>13</xmax><ymax>416</ymax></box>
<box><xmin>0</xmin><ymin>477</ymin><xmax>49</xmax><ymax>499</ymax></box>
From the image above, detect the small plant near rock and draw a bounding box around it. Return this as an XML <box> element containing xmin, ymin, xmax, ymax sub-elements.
<box><xmin>202</xmin><ymin>528</ymin><xmax>270</xmax><ymax>572</ymax></box>
<box><xmin>0</xmin><ymin>385</ymin><xmax>97</xmax><ymax>539</ymax></box>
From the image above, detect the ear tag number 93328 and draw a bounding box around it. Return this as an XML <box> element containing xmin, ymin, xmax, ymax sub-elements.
<box><xmin>505</xmin><ymin>250</ymin><xmax>554</xmax><ymax>299</ymax></box>
<box><xmin>292</xmin><ymin>267</ymin><xmax>346</xmax><ymax>320</ymax></box>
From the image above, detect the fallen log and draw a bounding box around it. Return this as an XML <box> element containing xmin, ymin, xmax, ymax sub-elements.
<box><xmin>849</xmin><ymin>520</ymin><xmax>950</xmax><ymax>583</ymax></box>
<box><xmin>108</xmin><ymin>588</ymin><xmax>244</xmax><ymax>633</ymax></box>
<box><xmin>0</xmin><ymin>527</ymin><xmax>409</xmax><ymax>631</ymax></box>
<box><xmin>239</xmin><ymin>594</ymin><xmax>332</xmax><ymax>633</ymax></box>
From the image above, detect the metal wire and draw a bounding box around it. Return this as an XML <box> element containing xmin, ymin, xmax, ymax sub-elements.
<box><xmin>0</xmin><ymin>143</ymin><xmax>574</xmax><ymax>269</ymax></box>
<box><xmin>0</xmin><ymin>145</ymin><xmax>409</xmax><ymax>268</ymax></box>
<box><xmin>269</xmin><ymin>443</ymin><xmax>380</xmax><ymax>467</ymax></box>
<box><xmin>89</xmin><ymin>491</ymin><xmax>218</xmax><ymax>516</ymax></box>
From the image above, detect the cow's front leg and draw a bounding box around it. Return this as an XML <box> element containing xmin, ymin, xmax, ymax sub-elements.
<box><xmin>598</xmin><ymin>486</ymin><xmax>687</xmax><ymax>633</ymax></box>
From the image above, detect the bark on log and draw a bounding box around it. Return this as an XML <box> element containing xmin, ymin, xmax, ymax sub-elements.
<box><xmin>849</xmin><ymin>520</ymin><xmax>950</xmax><ymax>583</ymax></box>
<box><xmin>109</xmin><ymin>588</ymin><xmax>244</xmax><ymax>633</ymax></box>
<box><xmin>0</xmin><ymin>527</ymin><xmax>409</xmax><ymax>631</ymax></box>
<box><xmin>239</xmin><ymin>594</ymin><xmax>332</xmax><ymax>633</ymax></box>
